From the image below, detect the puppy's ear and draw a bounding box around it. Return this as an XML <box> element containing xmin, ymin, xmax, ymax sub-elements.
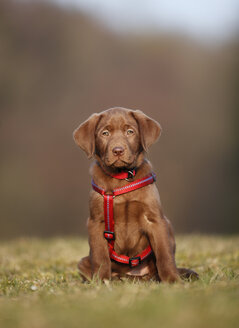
<box><xmin>132</xmin><ymin>110</ymin><xmax>161</xmax><ymax>151</ymax></box>
<box><xmin>73</xmin><ymin>113</ymin><xmax>101</xmax><ymax>158</ymax></box>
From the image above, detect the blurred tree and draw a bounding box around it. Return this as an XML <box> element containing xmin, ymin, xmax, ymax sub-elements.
<box><xmin>0</xmin><ymin>0</ymin><xmax>238</xmax><ymax>238</ymax></box>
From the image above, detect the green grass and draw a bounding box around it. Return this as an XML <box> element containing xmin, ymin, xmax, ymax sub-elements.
<box><xmin>0</xmin><ymin>235</ymin><xmax>238</xmax><ymax>328</ymax></box>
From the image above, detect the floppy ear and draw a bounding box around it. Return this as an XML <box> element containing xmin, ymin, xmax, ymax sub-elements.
<box><xmin>132</xmin><ymin>110</ymin><xmax>162</xmax><ymax>151</ymax></box>
<box><xmin>73</xmin><ymin>113</ymin><xmax>101</xmax><ymax>158</ymax></box>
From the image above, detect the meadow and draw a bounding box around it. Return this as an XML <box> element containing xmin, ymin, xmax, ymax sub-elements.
<box><xmin>0</xmin><ymin>235</ymin><xmax>238</xmax><ymax>328</ymax></box>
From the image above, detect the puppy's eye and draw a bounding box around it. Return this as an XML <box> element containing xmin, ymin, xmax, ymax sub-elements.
<box><xmin>126</xmin><ymin>129</ymin><xmax>134</xmax><ymax>136</ymax></box>
<box><xmin>102</xmin><ymin>130</ymin><xmax>110</xmax><ymax>136</ymax></box>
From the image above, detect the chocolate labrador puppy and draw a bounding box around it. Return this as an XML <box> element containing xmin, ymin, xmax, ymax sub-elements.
<box><xmin>73</xmin><ymin>107</ymin><xmax>198</xmax><ymax>283</ymax></box>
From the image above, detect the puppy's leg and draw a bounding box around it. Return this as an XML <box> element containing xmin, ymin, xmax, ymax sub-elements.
<box><xmin>88</xmin><ymin>217</ymin><xmax>111</xmax><ymax>280</ymax></box>
<box><xmin>165</xmin><ymin>217</ymin><xmax>199</xmax><ymax>280</ymax></box>
<box><xmin>146</xmin><ymin>215</ymin><xmax>180</xmax><ymax>283</ymax></box>
<box><xmin>78</xmin><ymin>256</ymin><xmax>92</xmax><ymax>282</ymax></box>
<box><xmin>165</xmin><ymin>216</ymin><xmax>176</xmax><ymax>255</ymax></box>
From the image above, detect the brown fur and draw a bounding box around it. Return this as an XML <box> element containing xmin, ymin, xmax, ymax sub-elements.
<box><xmin>73</xmin><ymin>107</ymin><xmax>198</xmax><ymax>283</ymax></box>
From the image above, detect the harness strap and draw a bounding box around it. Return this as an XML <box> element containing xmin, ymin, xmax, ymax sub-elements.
<box><xmin>92</xmin><ymin>173</ymin><xmax>156</xmax><ymax>197</ymax></box>
<box><xmin>113</xmin><ymin>173</ymin><xmax>156</xmax><ymax>196</ymax></box>
<box><xmin>110</xmin><ymin>245</ymin><xmax>152</xmax><ymax>267</ymax></box>
<box><xmin>103</xmin><ymin>194</ymin><xmax>115</xmax><ymax>244</ymax></box>
<box><xmin>92</xmin><ymin>173</ymin><xmax>156</xmax><ymax>267</ymax></box>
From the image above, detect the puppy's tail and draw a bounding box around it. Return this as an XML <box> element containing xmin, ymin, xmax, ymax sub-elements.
<box><xmin>177</xmin><ymin>267</ymin><xmax>199</xmax><ymax>281</ymax></box>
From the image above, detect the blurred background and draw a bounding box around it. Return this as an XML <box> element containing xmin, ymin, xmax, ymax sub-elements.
<box><xmin>0</xmin><ymin>0</ymin><xmax>238</xmax><ymax>239</ymax></box>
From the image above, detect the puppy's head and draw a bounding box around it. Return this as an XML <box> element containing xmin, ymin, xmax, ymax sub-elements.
<box><xmin>73</xmin><ymin>108</ymin><xmax>161</xmax><ymax>169</ymax></box>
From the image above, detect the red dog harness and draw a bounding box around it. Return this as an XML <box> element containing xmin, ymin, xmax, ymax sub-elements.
<box><xmin>91</xmin><ymin>172</ymin><xmax>156</xmax><ymax>267</ymax></box>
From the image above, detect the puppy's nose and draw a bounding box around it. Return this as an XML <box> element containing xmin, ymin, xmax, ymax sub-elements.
<box><xmin>112</xmin><ymin>146</ymin><xmax>124</xmax><ymax>156</ymax></box>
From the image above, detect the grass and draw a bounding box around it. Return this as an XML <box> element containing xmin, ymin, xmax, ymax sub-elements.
<box><xmin>0</xmin><ymin>235</ymin><xmax>238</xmax><ymax>328</ymax></box>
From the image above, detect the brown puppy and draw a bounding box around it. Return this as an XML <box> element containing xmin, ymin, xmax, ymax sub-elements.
<box><xmin>73</xmin><ymin>107</ymin><xmax>198</xmax><ymax>283</ymax></box>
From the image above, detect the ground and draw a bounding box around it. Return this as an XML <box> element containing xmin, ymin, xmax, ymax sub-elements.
<box><xmin>0</xmin><ymin>235</ymin><xmax>238</xmax><ymax>328</ymax></box>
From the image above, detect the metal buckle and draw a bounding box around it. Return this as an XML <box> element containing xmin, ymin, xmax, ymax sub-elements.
<box><xmin>129</xmin><ymin>256</ymin><xmax>141</xmax><ymax>267</ymax></box>
<box><xmin>103</xmin><ymin>230</ymin><xmax>115</xmax><ymax>240</ymax></box>
<box><xmin>103</xmin><ymin>191</ymin><xmax>115</xmax><ymax>198</ymax></box>
<box><xmin>126</xmin><ymin>170</ymin><xmax>134</xmax><ymax>182</ymax></box>
<box><xmin>152</xmin><ymin>172</ymin><xmax>156</xmax><ymax>182</ymax></box>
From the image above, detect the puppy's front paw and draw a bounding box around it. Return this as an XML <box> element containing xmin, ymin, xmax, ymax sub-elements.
<box><xmin>159</xmin><ymin>269</ymin><xmax>181</xmax><ymax>283</ymax></box>
<box><xmin>166</xmin><ymin>273</ymin><xmax>181</xmax><ymax>283</ymax></box>
<box><xmin>103</xmin><ymin>279</ymin><xmax>113</xmax><ymax>291</ymax></box>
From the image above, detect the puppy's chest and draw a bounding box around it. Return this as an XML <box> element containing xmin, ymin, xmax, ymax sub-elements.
<box><xmin>113</xmin><ymin>199</ymin><xmax>144</xmax><ymax>224</ymax></box>
<box><xmin>113</xmin><ymin>200</ymin><xmax>146</xmax><ymax>247</ymax></box>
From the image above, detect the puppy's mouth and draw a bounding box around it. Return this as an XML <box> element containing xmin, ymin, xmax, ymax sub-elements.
<box><xmin>112</xmin><ymin>159</ymin><xmax>133</xmax><ymax>168</ymax></box>
<box><xmin>105</xmin><ymin>157</ymin><xmax>135</xmax><ymax>169</ymax></box>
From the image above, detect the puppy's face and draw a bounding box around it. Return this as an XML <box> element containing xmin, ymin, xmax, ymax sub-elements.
<box><xmin>73</xmin><ymin>108</ymin><xmax>161</xmax><ymax>170</ymax></box>
<box><xmin>95</xmin><ymin>110</ymin><xmax>141</xmax><ymax>168</ymax></box>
